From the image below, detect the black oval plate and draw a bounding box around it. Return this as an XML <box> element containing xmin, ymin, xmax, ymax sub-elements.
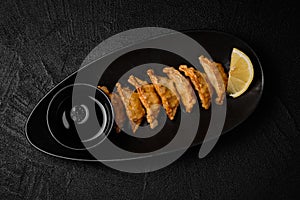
<box><xmin>25</xmin><ymin>30</ymin><xmax>264</xmax><ymax>161</ymax></box>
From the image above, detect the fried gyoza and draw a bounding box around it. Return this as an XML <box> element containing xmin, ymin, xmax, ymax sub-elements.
<box><xmin>98</xmin><ymin>86</ymin><xmax>126</xmax><ymax>133</ymax></box>
<box><xmin>179</xmin><ymin>65</ymin><xmax>212</xmax><ymax>110</ymax></box>
<box><xmin>128</xmin><ymin>75</ymin><xmax>161</xmax><ymax>129</ymax></box>
<box><xmin>199</xmin><ymin>56</ymin><xmax>227</xmax><ymax>105</ymax></box>
<box><xmin>163</xmin><ymin>67</ymin><xmax>196</xmax><ymax>113</ymax></box>
<box><xmin>116</xmin><ymin>83</ymin><xmax>145</xmax><ymax>133</ymax></box>
<box><xmin>147</xmin><ymin>69</ymin><xmax>179</xmax><ymax>120</ymax></box>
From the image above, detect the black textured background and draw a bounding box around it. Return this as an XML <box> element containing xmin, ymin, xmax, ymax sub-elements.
<box><xmin>0</xmin><ymin>0</ymin><xmax>299</xmax><ymax>199</ymax></box>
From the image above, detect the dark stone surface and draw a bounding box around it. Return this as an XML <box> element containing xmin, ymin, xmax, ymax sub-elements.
<box><xmin>0</xmin><ymin>0</ymin><xmax>299</xmax><ymax>199</ymax></box>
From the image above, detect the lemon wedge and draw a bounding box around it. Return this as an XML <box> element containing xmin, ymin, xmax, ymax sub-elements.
<box><xmin>227</xmin><ymin>48</ymin><xmax>254</xmax><ymax>98</ymax></box>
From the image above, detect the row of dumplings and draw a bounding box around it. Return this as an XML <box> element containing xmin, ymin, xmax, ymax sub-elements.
<box><xmin>98</xmin><ymin>55</ymin><xmax>228</xmax><ymax>133</ymax></box>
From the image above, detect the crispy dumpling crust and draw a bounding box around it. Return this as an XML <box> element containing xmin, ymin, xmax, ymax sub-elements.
<box><xmin>163</xmin><ymin>67</ymin><xmax>196</xmax><ymax>113</ymax></box>
<box><xmin>147</xmin><ymin>69</ymin><xmax>179</xmax><ymax>120</ymax></box>
<box><xmin>116</xmin><ymin>83</ymin><xmax>145</xmax><ymax>133</ymax></box>
<box><xmin>128</xmin><ymin>75</ymin><xmax>161</xmax><ymax>129</ymax></box>
<box><xmin>179</xmin><ymin>65</ymin><xmax>212</xmax><ymax>109</ymax></box>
